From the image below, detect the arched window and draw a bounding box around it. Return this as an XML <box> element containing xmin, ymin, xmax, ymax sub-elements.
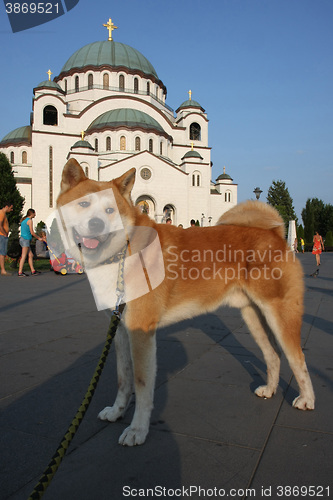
<box><xmin>88</xmin><ymin>73</ymin><xmax>93</xmax><ymax>89</ymax></box>
<box><xmin>225</xmin><ymin>191</ymin><xmax>231</xmax><ymax>202</ymax></box>
<box><xmin>75</xmin><ymin>75</ymin><xmax>79</xmax><ymax>92</ymax></box>
<box><xmin>43</xmin><ymin>105</ymin><xmax>58</xmax><ymax>126</ymax></box>
<box><xmin>119</xmin><ymin>74</ymin><xmax>125</xmax><ymax>90</ymax></box>
<box><xmin>160</xmin><ymin>142</ymin><xmax>163</xmax><ymax>155</ymax></box>
<box><xmin>95</xmin><ymin>138</ymin><xmax>98</xmax><ymax>152</ymax></box>
<box><xmin>149</xmin><ymin>139</ymin><xmax>153</xmax><ymax>153</ymax></box>
<box><xmin>134</xmin><ymin>78</ymin><xmax>139</xmax><ymax>94</ymax></box>
<box><xmin>120</xmin><ymin>136</ymin><xmax>126</xmax><ymax>150</ymax></box>
<box><xmin>22</xmin><ymin>151</ymin><xmax>27</xmax><ymax>164</ymax></box>
<box><xmin>49</xmin><ymin>146</ymin><xmax>53</xmax><ymax>208</ymax></box>
<box><xmin>135</xmin><ymin>137</ymin><xmax>141</xmax><ymax>151</ymax></box>
<box><xmin>136</xmin><ymin>195</ymin><xmax>155</xmax><ymax>218</ymax></box>
<box><xmin>85</xmin><ymin>166</ymin><xmax>89</xmax><ymax>177</ymax></box>
<box><xmin>192</xmin><ymin>171</ymin><xmax>201</xmax><ymax>187</ymax></box>
<box><xmin>103</xmin><ymin>73</ymin><xmax>109</xmax><ymax>89</ymax></box>
<box><xmin>163</xmin><ymin>204</ymin><xmax>175</xmax><ymax>224</ymax></box>
<box><xmin>106</xmin><ymin>136</ymin><xmax>111</xmax><ymax>151</ymax></box>
<box><xmin>190</xmin><ymin>122</ymin><xmax>201</xmax><ymax>141</ymax></box>
<box><xmin>146</xmin><ymin>82</ymin><xmax>150</xmax><ymax>95</ymax></box>
<box><xmin>155</xmin><ymin>85</ymin><xmax>159</xmax><ymax>98</ymax></box>
<box><xmin>64</xmin><ymin>79</ymin><xmax>67</xmax><ymax>93</ymax></box>
<box><xmin>10</xmin><ymin>151</ymin><xmax>14</xmax><ymax>163</ymax></box>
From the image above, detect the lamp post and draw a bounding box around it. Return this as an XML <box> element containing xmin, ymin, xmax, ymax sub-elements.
<box><xmin>253</xmin><ymin>187</ymin><xmax>263</xmax><ymax>200</ymax></box>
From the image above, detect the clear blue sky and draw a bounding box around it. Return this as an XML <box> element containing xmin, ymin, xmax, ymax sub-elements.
<box><xmin>1</xmin><ymin>0</ymin><xmax>332</xmax><ymax>221</ymax></box>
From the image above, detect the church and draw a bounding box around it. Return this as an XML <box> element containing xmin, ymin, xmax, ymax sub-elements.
<box><xmin>0</xmin><ymin>18</ymin><xmax>237</xmax><ymax>227</ymax></box>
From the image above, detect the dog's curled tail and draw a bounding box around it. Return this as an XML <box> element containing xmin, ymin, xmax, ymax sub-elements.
<box><xmin>216</xmin><ymin>200</ymin><xmax>285</xmax><ymax>239</ymax></box>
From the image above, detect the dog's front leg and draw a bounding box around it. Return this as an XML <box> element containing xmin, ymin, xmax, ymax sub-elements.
<box><xmin>118</xmin><ymin>328</ymin><xmax>157</xmax><ymax>446</ymax></box>
<box><xmin>98</xmin><ymin>321</ymin><xmax>134</xmax><ymax>422</ymax></box>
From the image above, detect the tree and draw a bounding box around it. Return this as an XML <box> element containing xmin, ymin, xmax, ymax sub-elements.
<box><xmin>266</xmin><ymin>180</ymin><xmax>297</xmax><ymax>231</ymax></box>
<box><xmin>325</xmin><ymin>231</ymin><xmax>333</xmax><ymax>247</ymax></box>
<box><xmin>301</xmin><ymin>198</ymin><xmax>333</xmax><ymax>240</ymax></box>
<box><xmin>36</xmin><ymin>220</ymin><xmax>46</xmax><ymax>235</ymax></box>
<box><xmin>0</xmin><ymin>152</ymin><xmax>24</xmax><ymax>225</ymax></box>
<box><xmin>306</xmin><ymin>198</ymin><xmax>325</xmax><ymax>235</ymax></box>
<box><xmin>302</xmin><ymin>199</ymin><xmax>315</xmax><ymax>244</ymax></box>
<box><xmin>297</xmin><ymin>224</ymin><xmax>304</xmax><ymax>239</ymax></box>
<box><xmin>322</xmin><ymin>203</ymin><xmax>333</xmax><ymax>236</ymax></box>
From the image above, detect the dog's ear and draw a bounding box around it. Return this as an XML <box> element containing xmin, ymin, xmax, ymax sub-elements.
<box><xmin>60</xmin><ymin>159</ymin><xmax>87</xmax><ymax>194</ymax></box>
<box><xmin>113</xmin><ymin>168</ymin><xmax>136</xmax><ymax>203</ymax></box>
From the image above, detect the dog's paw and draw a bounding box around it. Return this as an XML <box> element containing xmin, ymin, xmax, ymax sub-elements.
<box><xmin>98</xmin><ymin>406</ymin><xmax>123</xmax><ymax>422</ymax></box>
<box><xmin>118</xmin><ymin>426</ymin><xmax>148</xmax><ymax>446</ymax></box>
<box><xmin>254</xmin><ymin>385</ymin><xmax>276</xmax><ymax>399</ymax></box>
<box><xmin>292</xmin><ymin>396</ymin><xmax>315</xmax><ymax>411</ymax></box>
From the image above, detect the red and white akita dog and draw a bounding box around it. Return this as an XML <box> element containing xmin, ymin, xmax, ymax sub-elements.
<box><xmin>56</xmin><ymin>158</ymin><xmax>315</xmax><ymax>446</ymax></box>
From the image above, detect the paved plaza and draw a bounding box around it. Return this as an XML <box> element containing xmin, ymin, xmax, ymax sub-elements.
<box><xmin>0</xmin><ymin>253</ymin><xmax>332</xmax><ymax>499</ymax></box>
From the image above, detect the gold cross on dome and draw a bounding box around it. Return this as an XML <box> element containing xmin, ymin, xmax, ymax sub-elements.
<box><xmin>103</xmin><ymin>18</ymin><xmax>118</xmax><ymax>41</ymax></box>
<box><xmin>188</xmin><ymin>89</ymin><xmax>192</xmax><ymax>101</ymax></box>
<box><xmin>81</xmin><ymin>131</ymin><xmax>85</xmax><ymax>141</ymax></box>
<box><xmin>47</xmin><ymin>69</ymin><xmax>52</xmax><ymax>81</ymax></box>
<box><xmin>190</xmin><ymin>141</ymin><xmax>194</xmax><ymax>150</ymax></box>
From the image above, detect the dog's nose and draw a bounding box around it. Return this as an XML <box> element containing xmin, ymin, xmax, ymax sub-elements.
<box><xmin>89</xmin><ymin>217</ymin><xmax>105</xmax><ymax>233</ymax></box>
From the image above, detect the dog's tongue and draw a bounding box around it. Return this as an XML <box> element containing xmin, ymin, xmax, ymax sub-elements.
<box><xmin>82</xmin><ymin>237</ymin><xmax>99</xmax><ymax>249</ymax></box>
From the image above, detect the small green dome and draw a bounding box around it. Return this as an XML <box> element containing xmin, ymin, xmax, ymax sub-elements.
<box><xmin>34</xmin><ymin>80</ymin><xmax>64</xmax><ymax>92</ymax></box>
<box><xmin>179</xmin><ymin>99</ymin><xmax>201</xmax><ymax>108</ymax></box>
<box><xmin>182</xmin><ymin>150</ymin><xmax>203</xmax><ymax>160</ymax></box>
<box><xmin>216</xmin><ymin>173</ymin><xmax>233</xmax><ymax>182</ymax></box>
<box><xmin>177</xmin><ymin>99</ymin><xmax>204</xmax><ymax>112</ymax></box>
<box><xmin>88</xmin><ymin>108</ymin><xmax>165</xmax><ymax>134</ymax></box>
<box><xmin>0</xmin><ymin>126</ymin><xmax>31</xmax><ymax>146</ymax></box>
<box><xmin>71</xmin><ymin>140</ymin><xmax>94</xmax><ymax>150</ymax></box>
<box><xmin>60</xmin><ymin>41</ymin><xmax>158</xmax><ymax>79</ymax></box>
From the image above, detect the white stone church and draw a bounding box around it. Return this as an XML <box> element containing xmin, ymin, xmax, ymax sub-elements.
<box><xmin>0</xmin><ymin>18</ymin><xmax>237</xmax><ymax>227</ymax></box>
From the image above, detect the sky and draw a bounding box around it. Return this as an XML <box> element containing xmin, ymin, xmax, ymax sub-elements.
<box><xmin>0</xmin><ymin>0</ymin><xmax>332</xmax><ymax>221</ymax></box>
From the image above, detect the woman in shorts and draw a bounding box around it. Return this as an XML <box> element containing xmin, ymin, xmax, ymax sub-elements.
<box><xmin>18</xmin><ymin>209</ymin><xmax>42</xmax><ymax>277</ymax></box>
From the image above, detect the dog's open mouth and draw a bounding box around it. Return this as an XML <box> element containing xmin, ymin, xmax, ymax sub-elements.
<box><xmin>73</xmin><ymin>228</ymin><xmax>110</xmax><ymax>251</ymax></box>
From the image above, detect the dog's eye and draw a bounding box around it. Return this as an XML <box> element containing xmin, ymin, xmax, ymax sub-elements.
<box><xmin>105</xmin><ymin>207</ymin><xmax>114</xmax><ymax>214</ymax></box>
<box><xmin>79</xmin><ymin>201</ymin><xmax>90</xmax><ymax>208</ymax></box>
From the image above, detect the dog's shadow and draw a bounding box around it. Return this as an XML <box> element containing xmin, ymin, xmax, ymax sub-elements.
<box><xmin>147</xmin><ymin>309</ymin><xmax>295</xmax><ymax>421</ymax></box>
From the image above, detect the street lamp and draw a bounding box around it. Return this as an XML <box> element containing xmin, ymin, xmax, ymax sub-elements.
<box><xmin>253</xmin><ymin>187</ymin><xmax>263</xmax><ymax>200</ymax></box>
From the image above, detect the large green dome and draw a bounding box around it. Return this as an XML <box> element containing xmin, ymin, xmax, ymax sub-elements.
<box><xmin>0</xmin><ymin>125</ymin><xmax>31</xmax><ymax>146</ymax></box>
<box><xmin>59</xmin><ymin>41</ymin><xmax>158</xmax><ymax>78</ymax></box>
<box><xmin>87</xmin><ymin>108</ymin><xmax>165</xmax><ymax>134</ymax></box>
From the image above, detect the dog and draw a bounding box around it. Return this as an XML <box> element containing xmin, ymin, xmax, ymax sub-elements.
<box><xmin>56</xmin><ymin>158</ymin><xmax>315</xmax><ymax>446</ymax></box>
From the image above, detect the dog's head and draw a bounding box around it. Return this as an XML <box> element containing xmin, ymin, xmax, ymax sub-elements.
<box><xmin>55</xmin><ymin>159</ymin><xmax>136</xmax><ymax>267</ymax></box>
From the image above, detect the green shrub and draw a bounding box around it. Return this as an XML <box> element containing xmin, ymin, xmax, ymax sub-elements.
<box><xmin>325</xmin><ymin>231</ymin><xmax>333</xmax><ymax>247</ymax></box>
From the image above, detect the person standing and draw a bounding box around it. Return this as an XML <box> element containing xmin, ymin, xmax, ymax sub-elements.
<box><xmin>18</xmin><ymin>209</ymin><xmax>42</xmax><ymax>277</ymax></box>
<box><xmin>300</xmin><ymin>237</ymin><xmax>305</xmax><ymax>253</ymax></box>
<box><xmin>312</xmin><ymin>231</ymin><xmax>324</xmax><ymax>266</ymax></box>
<box><xmin>0</xmin><ymin>201</ymin><xmax>13</xmax><ymax>276</ymax></box>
